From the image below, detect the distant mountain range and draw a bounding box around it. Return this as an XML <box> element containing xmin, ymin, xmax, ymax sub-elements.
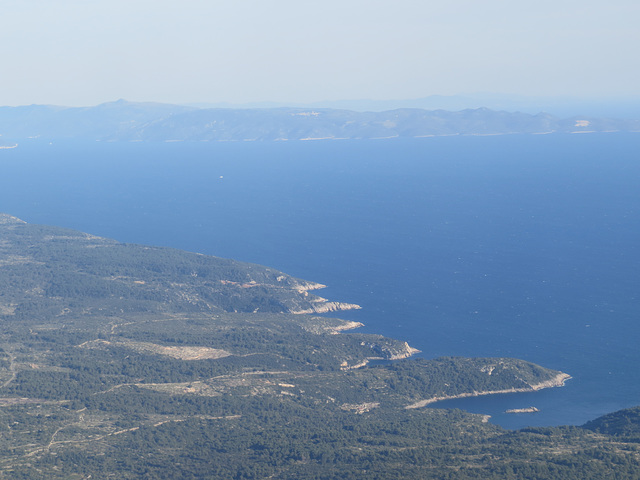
<box><xmin>188</xmin><ymin>93</ymin><xmax>640</xmax><ymax>119</ymax></box>
<box><xmin>1</xmin><ymin>99</ymin><xmax>639</xmax><ymax>144</ymax></box>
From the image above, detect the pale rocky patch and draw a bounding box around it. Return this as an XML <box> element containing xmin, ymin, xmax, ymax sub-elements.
<box><xmin>78</xmin><ymin>339</ymin><xmax>231</xmax><ymax>360</ymax></box>
<box><xmin>341</xmin><ymin>402</ymin><xmax>380</xmax><ymax>414</ymax></box>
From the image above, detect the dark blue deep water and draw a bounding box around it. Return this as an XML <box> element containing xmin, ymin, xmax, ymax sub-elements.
<box><xmin>1</xmin><ymin>133</ymin><xmax>638</xmax><ymax>429</ymax></box>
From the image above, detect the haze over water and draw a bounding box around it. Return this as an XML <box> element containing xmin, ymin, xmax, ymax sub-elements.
<box><xmin>1</xmin><ymin>133</ymin><xmax>638</xmax><ymax>429</ymax></box>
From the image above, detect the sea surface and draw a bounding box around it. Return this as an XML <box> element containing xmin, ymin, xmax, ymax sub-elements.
<box><xmin>1</xmin><ymin>133</ymin><xmax>638</xmax><ymax>430</ymax></box>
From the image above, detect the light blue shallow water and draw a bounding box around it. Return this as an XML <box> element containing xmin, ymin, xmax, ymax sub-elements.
<box><xmin>1</xmin><ymin>133</ymin><xmax>638</xmax><ymax>429</ymax></box>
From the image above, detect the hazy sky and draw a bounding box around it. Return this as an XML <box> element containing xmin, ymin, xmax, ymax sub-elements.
<box><xmin>2</xmin><ymin>0</ymin><xmax>639</xmax><ymax>106</ymax></box>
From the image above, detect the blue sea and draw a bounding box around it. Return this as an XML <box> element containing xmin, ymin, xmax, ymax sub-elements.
<box><xmin>1</xmin><ymin>133</ymin><xmax>638</xmax><ymax>430</ymax></box>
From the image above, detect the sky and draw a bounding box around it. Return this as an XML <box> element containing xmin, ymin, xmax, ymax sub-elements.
<box><xmin>1</xmin><ymin>0</ymin><xmax>639</xmax><ymax>107</ymax></box>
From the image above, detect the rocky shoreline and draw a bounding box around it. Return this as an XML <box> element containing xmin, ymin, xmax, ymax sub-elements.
<box><xmin>291</xmin><ymin>300</ymin><xmax>362</xmax><ymax>315</ymax></box>
<box><xmin>505</xmin><ymin>406</ymin><xmax>540</xmax><ymax>414</ymax></box>
<box><xmin>405</xmin><ymin>372</ymin><xmax>571</xmax><ymax>409</ymax></box>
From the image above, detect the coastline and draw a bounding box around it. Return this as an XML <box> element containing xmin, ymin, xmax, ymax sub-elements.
<box><xmin>340</xmin><ymin>341</ymin><xmax>421</xmax><ymax>371</ymax></box>
<box><xmin>291</xmin><ymin>300</ymin><xmax>362</xmax><ymax>314</ymax></box>
<box><xmin>405</xmin><ymin>372</ymin><xmax>571</xmax><ymax>409</ymax></box>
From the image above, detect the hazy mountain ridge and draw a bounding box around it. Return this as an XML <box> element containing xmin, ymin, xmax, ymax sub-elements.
<box><xmin>188</xmin><ymin>94</ymin><xmax>640</xmax><ymax>118</ymax></box>
<box><xmin>1</xmin><ymin>100</ymin><xmax>639</xmax><ymax>144</ymax></box>
<box><xmin>0</xmin><ymin>100</ymin><xmax>194</xmax><ymax>141</ymax></box>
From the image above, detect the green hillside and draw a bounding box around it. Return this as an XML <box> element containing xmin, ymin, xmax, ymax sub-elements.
<box><xmin>0</xmin><ymin>213</ymin><xmax>638</xmax><ymax>479</ymax></box>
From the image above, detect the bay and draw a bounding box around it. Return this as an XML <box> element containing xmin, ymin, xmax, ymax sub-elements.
<box><xmin>1</xmin><ymin>133</ymin><xmax>638</xmax><ymax>429</ymax></box>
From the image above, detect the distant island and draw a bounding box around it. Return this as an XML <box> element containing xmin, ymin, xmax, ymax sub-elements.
<box><xmin>0</xmin><ymin>100</ymin><xmax>639</xmax><ymax>144</ymax></box>
<box><xmin>1</xmin><ymin>213</ymin><xmax>639</xmax><ymax>478</ymax></box>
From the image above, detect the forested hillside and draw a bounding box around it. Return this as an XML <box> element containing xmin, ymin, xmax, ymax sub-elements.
<box><xmin>0</xmin><ymin>213</ymin><xmax>638</xmax><ymax>479</ymax></box>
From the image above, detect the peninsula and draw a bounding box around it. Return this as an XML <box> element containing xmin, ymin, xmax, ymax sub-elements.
<box><xmin>0</xmin><ymin>213</ymin><xmax>638</xmax><ymax>479</ymax></box>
